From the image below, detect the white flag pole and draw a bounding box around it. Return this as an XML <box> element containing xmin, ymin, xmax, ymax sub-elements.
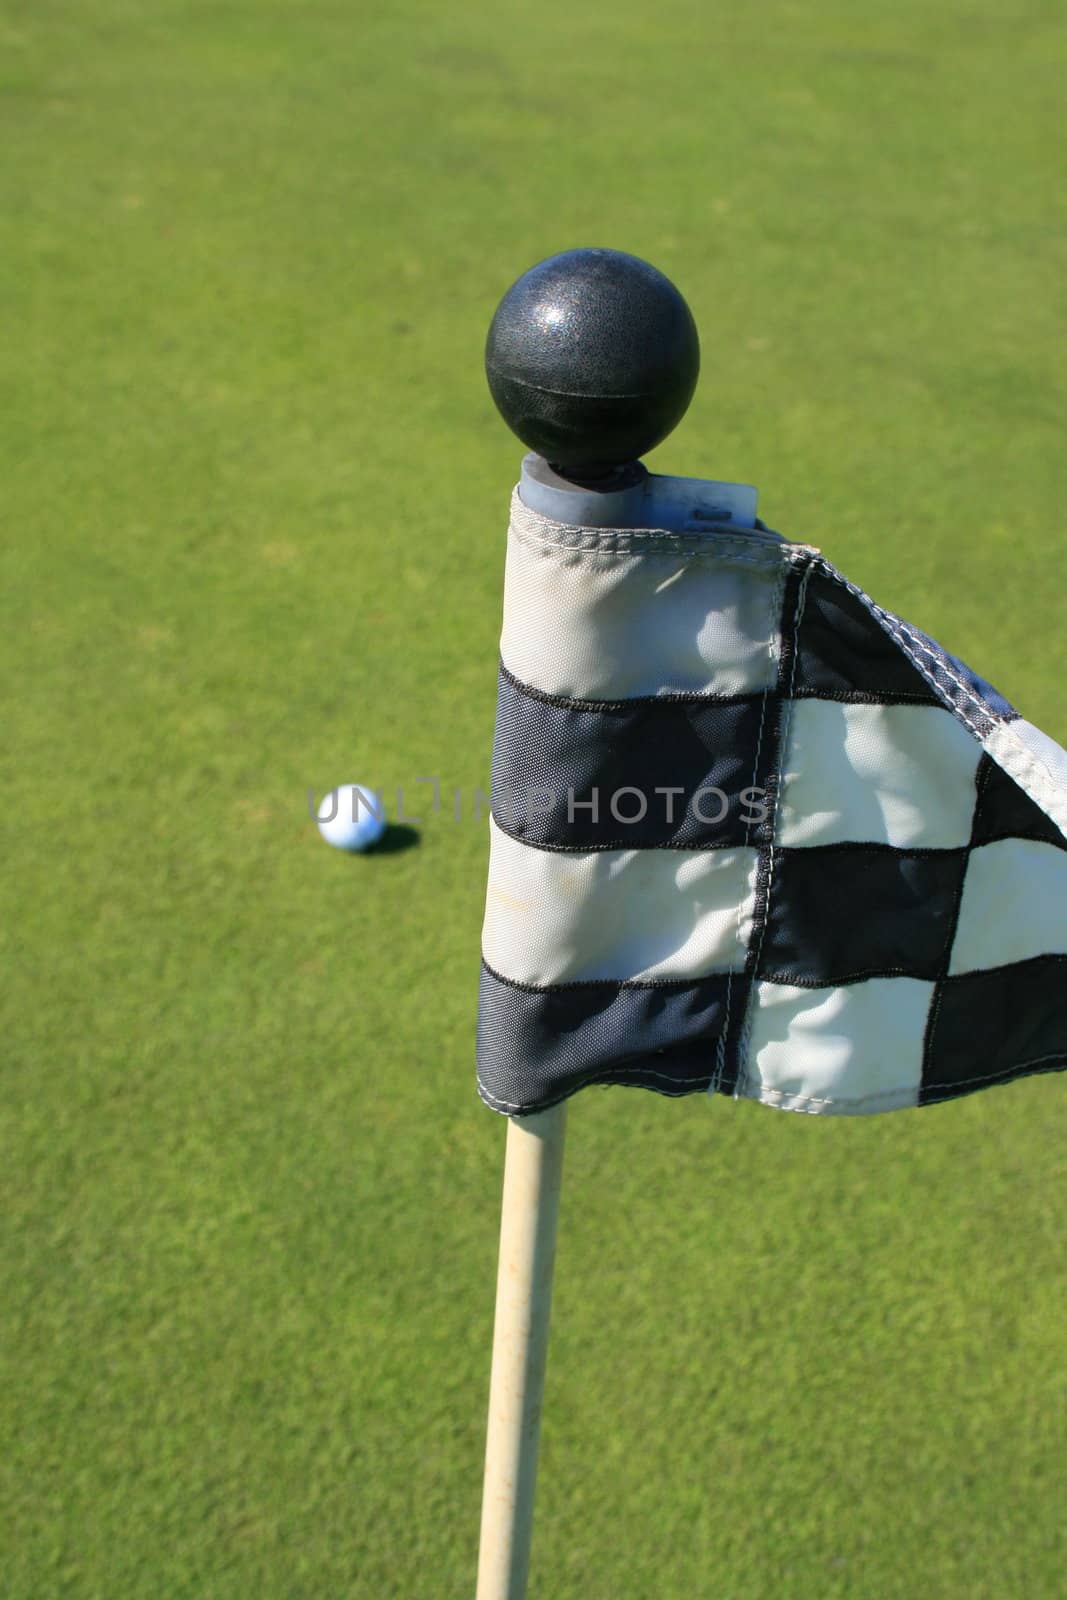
<box><xmin>477</xmin><ymin>251</ymin><xmax>702</xmax><ymax>1597</ymax></box>
<box><xmin>475</xmin><ymin>1102</ymin><xmax>567</xmax><ymax>1600</ymax></box>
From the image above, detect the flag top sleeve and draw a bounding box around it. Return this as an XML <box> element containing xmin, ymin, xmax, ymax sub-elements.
<box><xmin>477</xmin><ymin>488</ymin><xmax>1067</xmax><ymax>1118</ymax></box>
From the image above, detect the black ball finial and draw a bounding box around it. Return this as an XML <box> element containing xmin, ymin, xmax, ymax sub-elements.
<box><xmin>485</xmin><ymin>247</ymin><xmax>700</xmax><ymax>478</ymax></box>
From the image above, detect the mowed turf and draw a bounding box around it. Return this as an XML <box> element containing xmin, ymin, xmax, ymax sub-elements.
<box><xmin>2</xmin><ymin>1</ymin><xmax>1065</xmax><ymax>1595</ymax></box>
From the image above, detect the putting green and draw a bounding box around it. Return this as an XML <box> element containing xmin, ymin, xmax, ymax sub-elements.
<box><xmin>1</xmin><ymin>2</ymin><xmax>1064</xmax><ymax>1595</ymax></box>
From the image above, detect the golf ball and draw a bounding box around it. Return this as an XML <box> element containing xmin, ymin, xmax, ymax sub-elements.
<box><xmin>317</xmin><ymin>784</ymin><xmax>386</xmax><ymax>853</ymax></box>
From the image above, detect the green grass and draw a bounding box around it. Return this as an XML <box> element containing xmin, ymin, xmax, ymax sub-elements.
<box><xmin>2</xmin><ymin>1</ymin><xmax>1066</xmax><ymax>1595</ymax></box>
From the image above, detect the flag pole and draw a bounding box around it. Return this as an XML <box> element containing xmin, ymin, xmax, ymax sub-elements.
<box><xmin>475</xmin><ymin>1102</ymin><xmax>567</xmax><ymax>1600</ymax></box>
<box><xmin>477</xmin><ymin>250</ymin><xmax>695</xmax><ymax>1596</ymax></box>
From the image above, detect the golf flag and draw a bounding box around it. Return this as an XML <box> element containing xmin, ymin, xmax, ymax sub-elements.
<box><xmin>477</xmin><ymin>486</ymin><xmax>1067</xmax><ymax>1117</ymax></box>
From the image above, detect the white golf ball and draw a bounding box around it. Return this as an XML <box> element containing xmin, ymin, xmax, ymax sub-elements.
<box><xmin>317</xmin><ymin>784</ymin><xmax>386</xmax><ymax>852</ymax></box>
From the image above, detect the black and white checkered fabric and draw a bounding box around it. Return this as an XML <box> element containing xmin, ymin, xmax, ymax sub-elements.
<box><xmin>477</xmin><ymin>486</ymin><xmax>1067</xmax><ymax>1117</ymax></box>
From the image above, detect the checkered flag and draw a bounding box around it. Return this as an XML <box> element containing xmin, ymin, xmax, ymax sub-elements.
<box><xmin>477</xmin><ymin>487</ymin><xmax>1067</xmax><ymax>1117</ymax></box>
